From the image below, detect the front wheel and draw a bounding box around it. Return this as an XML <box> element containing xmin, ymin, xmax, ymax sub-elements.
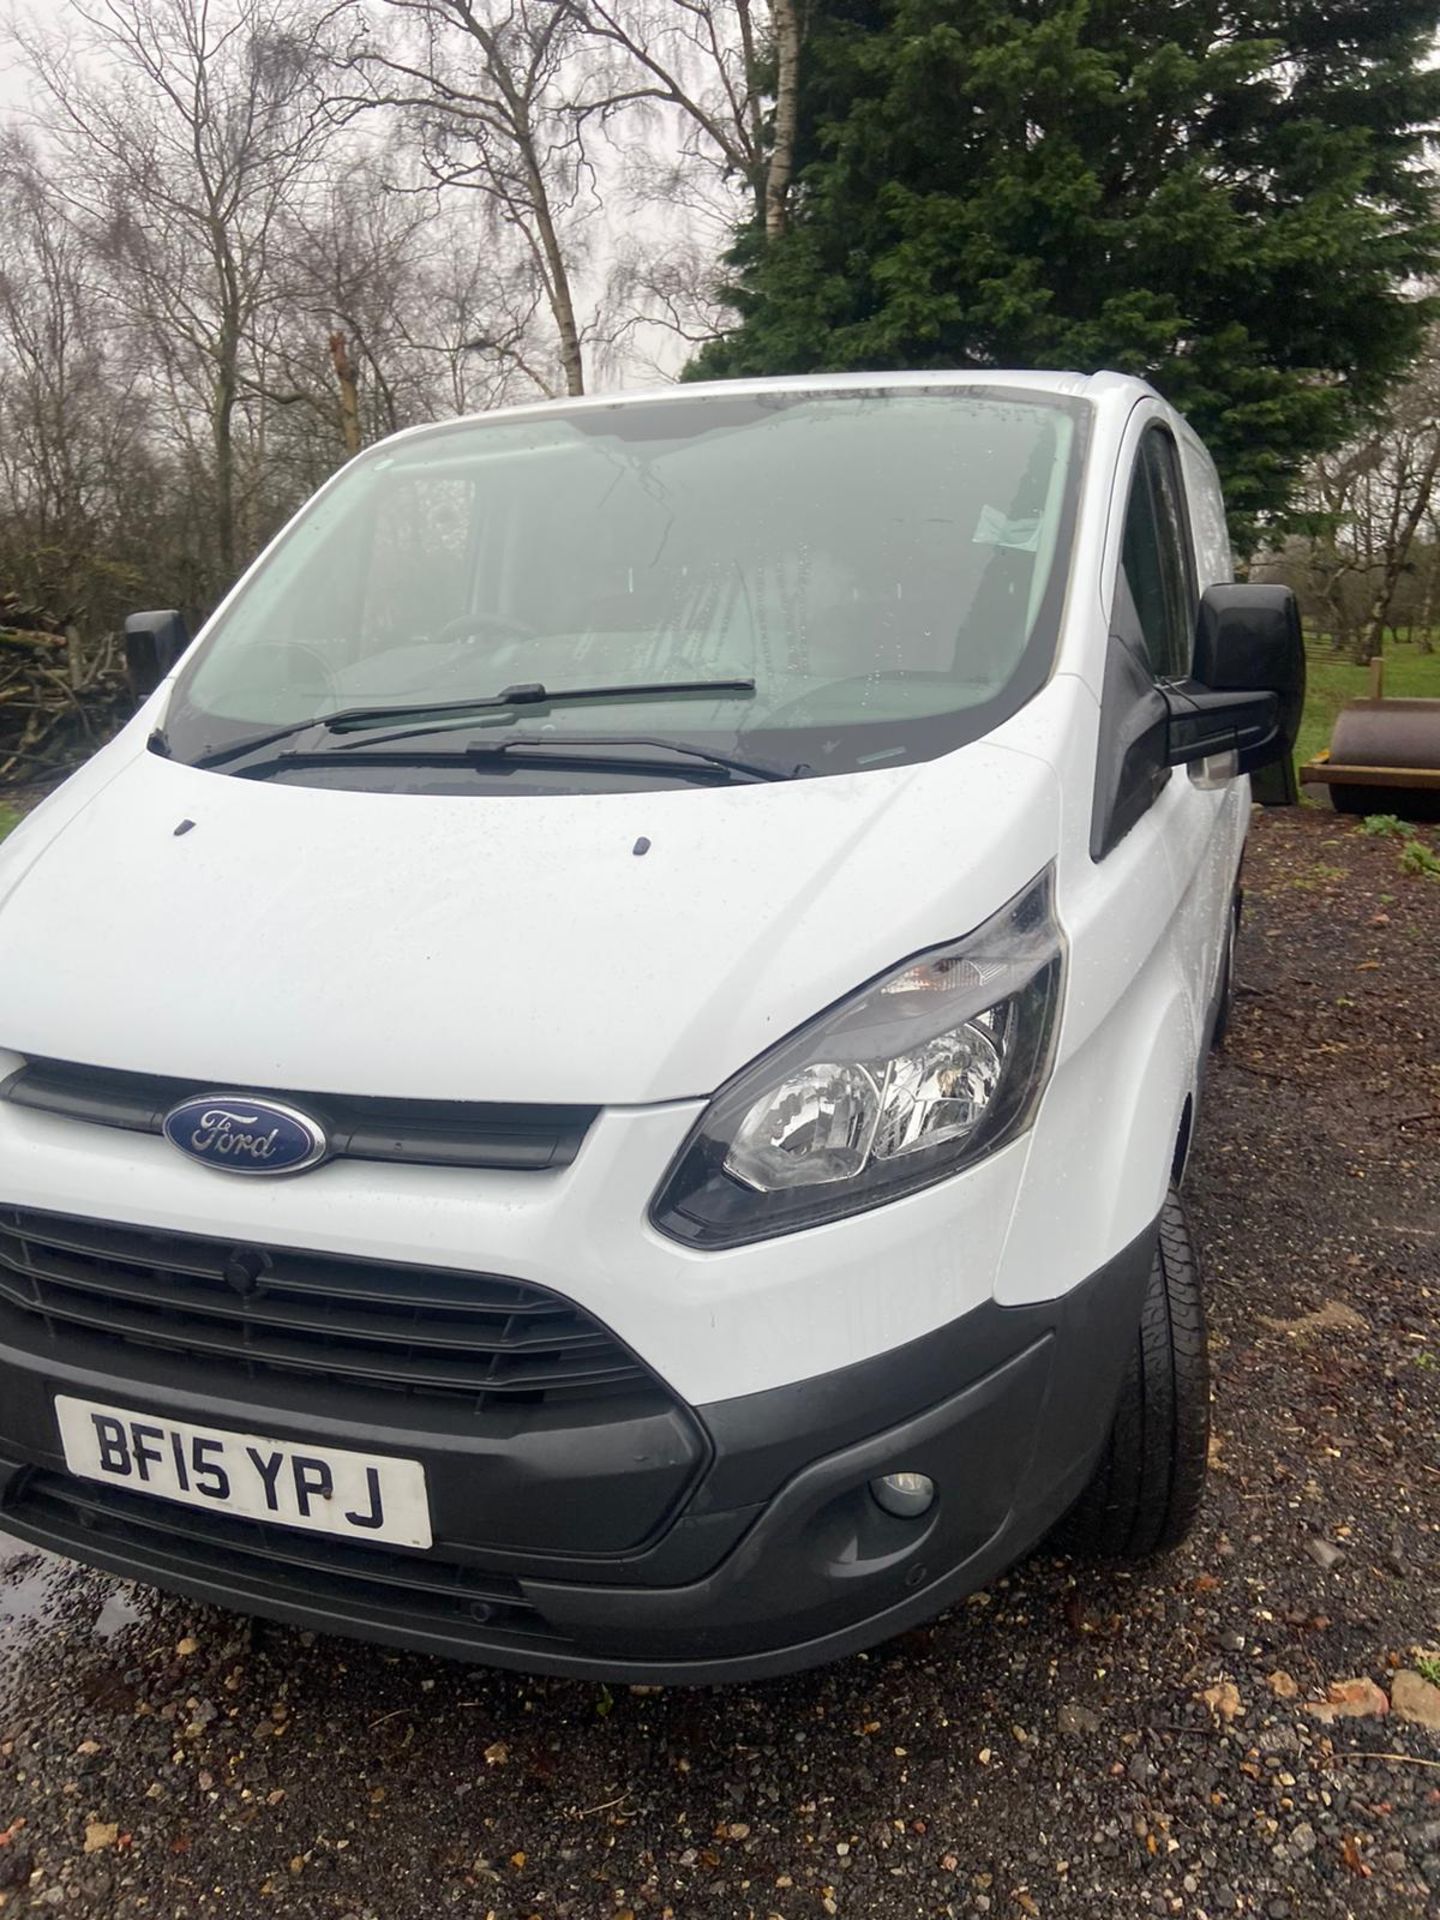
<box><xmin>1058</xmin><ymin>1190</ymin><xmax>1210</xmax><ymax>1559</ymax></box>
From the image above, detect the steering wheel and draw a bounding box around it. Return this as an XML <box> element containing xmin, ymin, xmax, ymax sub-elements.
<box><xmin>432</xmin><ymin>610</ymin><xmax>537</xmax><ymax>648</ymax></box>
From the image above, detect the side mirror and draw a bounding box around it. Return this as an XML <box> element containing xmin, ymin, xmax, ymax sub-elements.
<box><xmin>124</xmin><ymin>609</ymin><xmax>189</xmax><ymax>702</ymax></box>
<box><xmin>1164</xmin><ymin>585</ymin><xmax>1305</xmax><ymax>792</ymax></box>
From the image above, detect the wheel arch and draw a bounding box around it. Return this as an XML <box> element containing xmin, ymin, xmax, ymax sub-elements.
<box><xmin>995</xmin><ymin>967</ymin><xmax>1199</xmax><ymax>1307</ymax></box>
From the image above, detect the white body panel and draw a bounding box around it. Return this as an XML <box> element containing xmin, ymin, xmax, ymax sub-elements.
<box><xmin>0</xmin><ymin>370</ymin><xmax>1248</xmax><ymax>1406</ymax></box>
<box><xmin>0</xmin><ymin>728</ymin><xmax>1057</xmax><ymax>1106</ymax></box>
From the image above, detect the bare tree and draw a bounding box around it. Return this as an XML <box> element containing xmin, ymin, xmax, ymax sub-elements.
<box><xmin>15</xmin><ymin>0</ymin><xmax>353</xmax><ymax>596</ymax></box>
<box><xmin>1353</xmin><ymin>359</ymin><xmax>1440</xmax><ymax>660</ymax></box>
<box><xmin>244</xmin><ymin>153</ymin><xmax>442</xmax><ymax>460</ymax></box>
<box><xmin>563</xmin><ymin>0</ymin><xmax>803</xmax><ymax>241</ymax></box>
<box><xmin>0</xmin><ymin>133</ymin><xmax>166</xmax><ymax>773</ymax></box>
<box><xmin>1292</xmin><ymin>447</ymin><xmax>1370</xmax><ymax>653</ymax></box>
<box><xmin>1279</xmin><ymin>331</ymin><xmax>1440</xmax><ymax>658</ymax></box>
<box><xmin>3</xmin><ymin>0</ymin><xmax>768</xmax><ymax>782</ymax></box>
<box><xmin>0</xmin><ymin>133</ymin><xmax>153</xmax><ymax>618</ymax></box>
<box><xmin>359</xmin><ymin>0</ymin><xmax>599</xmax><ymax>396</ymax></box>
<box><xmin>242</xmin><ymin>148</ymin><xmax>560</xmax><ymax>486</ymax></box>
<box><xmin>416</xmin><ymin>237</ymin><xmax>570</xmax><ymax>406</ymax></box>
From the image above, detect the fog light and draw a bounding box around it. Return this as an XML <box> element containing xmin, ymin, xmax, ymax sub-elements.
<box><xmin>870</xmin><ymin>1471</ymin><xmax>935</xmax><ymax>1518</ymax></box>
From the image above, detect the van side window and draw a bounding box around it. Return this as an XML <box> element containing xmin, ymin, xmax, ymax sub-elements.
<box><xmin>1120</xmin><ymin>432</ymin><xmax>1196</xmax><ymax>680</ymax></box>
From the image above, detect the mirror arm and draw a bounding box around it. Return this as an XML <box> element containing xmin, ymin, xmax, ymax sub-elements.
<box><xmin>1164</xmin><ymin>682</ymin><xmax>1279</xmax><ymax>768</ymax></box>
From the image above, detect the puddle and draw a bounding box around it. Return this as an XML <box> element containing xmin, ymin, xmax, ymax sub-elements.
<box><xmin>93</xmin><ymin>1584</ymin><xmax>147</xmax><ymax>1640</ymax></box>
<box><xmin>0</xmin><ymin>1527</ymin><xmax>70</xmax><ymax>1654</ymax></box>
<box><xmin>0</xmin><ymin>1528</ymin><xmax>149</xmax><ymax>1656</ymax></box>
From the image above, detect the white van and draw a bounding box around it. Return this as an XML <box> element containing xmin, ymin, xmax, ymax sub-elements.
<box><xmin>0</xmin><ymin>373</ymin><xmax>1303</xmax><ymax>1681</ymax></box>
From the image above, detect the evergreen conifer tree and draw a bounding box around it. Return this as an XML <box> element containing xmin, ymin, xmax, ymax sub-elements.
<box><xmin>693</xmin><ymin>0</ymin><xmax>1440</xmax><ymax>540</ymax></box>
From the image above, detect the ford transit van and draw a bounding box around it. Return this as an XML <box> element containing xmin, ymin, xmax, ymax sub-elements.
<box><xmin>0</xmin><ymin>373</ymin><xmax>1303</xmax><ymax>1679</ymax></box>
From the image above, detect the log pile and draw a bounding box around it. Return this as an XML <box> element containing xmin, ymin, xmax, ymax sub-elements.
<box><xmin>0</xmin><ymin>591</ymin><xmax>131</xmax><ymax>787</ymax></box>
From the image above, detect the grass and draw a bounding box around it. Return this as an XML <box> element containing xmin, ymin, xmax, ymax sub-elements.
<box><xmin>0</xmin><ymin>804</ymin><xmax>20</xmax><ymax>844</ymax></box>
<box><xmin>1399</xmin><ymin>838</ymin><xmax>1440</xmax><ymax>876</ymax></box>
<box><xmin>1296</xmin><ymin>638</ymin><xmax>1440</xmax><ymax>773</ymax></box>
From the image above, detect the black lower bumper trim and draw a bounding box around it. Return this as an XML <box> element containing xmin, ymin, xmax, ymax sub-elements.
<box><xmin>0</xmin><ymin>1220</ymin><xmax>1157</xmax><ymax>1682</ymax></box>
<box><xmin>5</xmin><ymin>1468</ymin><xmax>570</xmax><ymax>1652</ymax></box>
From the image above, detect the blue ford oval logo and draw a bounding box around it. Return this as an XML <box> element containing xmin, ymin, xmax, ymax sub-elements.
<box><xmin>162</xmin><ymin>1095</ymin><xmax>328</xmax><ymax>1176</ymax></box>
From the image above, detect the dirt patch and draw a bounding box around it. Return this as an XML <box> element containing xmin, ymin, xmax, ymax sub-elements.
<box><xmin>0</xmin><ymin>806</ymin><xmax>1437</xmax><ymax>1919</ymax></box>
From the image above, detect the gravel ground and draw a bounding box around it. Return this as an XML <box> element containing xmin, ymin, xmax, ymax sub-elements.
<box><xmin>1</xmin><ymin>805</ymin><xmax>1438</xmax><ymax>1920</ymax></box>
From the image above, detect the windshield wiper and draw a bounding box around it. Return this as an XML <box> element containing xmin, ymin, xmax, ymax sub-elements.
<box><xmin>219</xmin><ymin>733</ymin><xmax>804</xmax><ymax>785</ymax></box>
<box><xmin>461</xmin><ymin>733</ymin><xmax>803</xmax><ymax>783</ymax></box>
<box><xmin>186</xmin><ymin>679</ymin><xmax>756</xmax><ymax>771</ymax></box>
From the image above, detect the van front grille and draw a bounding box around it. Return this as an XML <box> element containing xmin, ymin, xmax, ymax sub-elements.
<box><xmin>0</xmin><ymin>1056</ymin><xmax>595</xmax><ymax>1172</ymax></box>
<box><xmin>0</xmin><ymin>1207</ymin><xmax>655</xmax><ymax>1409</ymax></box>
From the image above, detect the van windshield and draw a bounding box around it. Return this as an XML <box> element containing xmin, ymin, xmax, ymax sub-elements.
<box><xmin>166</xmin><ymin>387</ymin><xmax>1087</xmax><ymax>787</ymax></box>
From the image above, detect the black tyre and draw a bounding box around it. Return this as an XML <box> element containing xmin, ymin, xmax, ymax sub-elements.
<box><xmin>1331</xmin><ymin>787</ymin><xmax>1440</xmax><ymax>823</ymax></box>
<box><xmin>1060</xmin><ymin>1190</ymin><xmax>1210</xmax><ymax>1559</ymax></box>
<box><xmin>1210</xmin><ymin>891</ymin><xmax>1240</xmax><ymax>1049</ymax></box>
<box><xmin>1329</xmin><ymin>785</ymin><xmax>1370</xmax><ymax>815</ymax></box>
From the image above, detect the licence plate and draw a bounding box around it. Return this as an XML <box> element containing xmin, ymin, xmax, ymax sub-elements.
<box><xmin>54</xmin><ymin>1396</ymin><xmax>432</xmax><ymax>1550</ymax></box>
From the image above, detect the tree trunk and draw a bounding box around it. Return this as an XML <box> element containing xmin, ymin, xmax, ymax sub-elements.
<box><xmin>734</xmin><ymin>0</ymin><xmax>767</xmax><ymax>224</ymax></box>
<box><xmin>525</xmin><ymin>156</ymin><xmax>584</xmax><ymax>395</ymax></box>
<box><xmin>213</xmin><ymin>366</ymin><xmax>237</xmax><ymax>590</ymax></box>
<box><xmin>328</xmin><ymin>331</ymin><xmax>362</xmax><ymax>456</ymax></box>
<box><xmin>765</xmin><ymin>0</ymin><xmax>802</xmax><ymax>243</ymax></box>
<box><xmin>550</xmin><ymin>268</ymin><xmax>585</xmax><ymax>397</ymax></box>
<box><xmin>212</xmin><ymin>255</ymin><xmax>242</xmax><ymax>590</ymax></box>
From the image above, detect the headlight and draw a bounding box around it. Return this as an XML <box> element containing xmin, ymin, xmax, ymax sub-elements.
<box><xmin>651</xmin><ymin>867</ymin><xmax>1065</xmax><ymax>1247</ymax></box>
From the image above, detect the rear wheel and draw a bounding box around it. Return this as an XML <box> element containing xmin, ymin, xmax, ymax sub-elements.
<box><xmin>1059</xmin><ymin>1190</ymin><xmax>1210</xmax><ymax>1559</ymax></box>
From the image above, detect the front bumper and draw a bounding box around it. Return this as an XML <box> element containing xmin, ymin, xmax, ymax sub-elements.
<box><xmin>0</xmin><ymin>1218</ymin><xmax>1153</xmax><ymax>1683</ymax></box>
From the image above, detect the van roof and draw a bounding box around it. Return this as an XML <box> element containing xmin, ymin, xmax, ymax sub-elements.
<box><xmin>385</xmin><ymin>369</ymin><xmax>1163</xmax><ymax>450</ymax></box>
